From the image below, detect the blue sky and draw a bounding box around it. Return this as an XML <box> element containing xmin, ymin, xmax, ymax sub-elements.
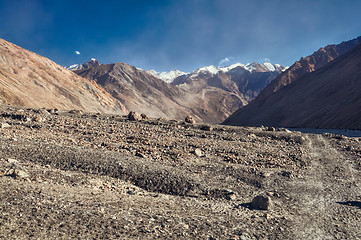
<box><xmin>0</xmin><ymin>0</ymin><xmax>360</xmax><ymax>72</ymax></box>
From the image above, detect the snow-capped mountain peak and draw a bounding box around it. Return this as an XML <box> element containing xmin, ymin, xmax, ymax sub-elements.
<box><xmin>195</xmin><ymin>65</ymin><xmax>220</xmax><ymax>75</ymax></box>
<box><xmin>67</xmin><ymin>64</ymin><xmax>81</xmax><ymax>70</ymax></box>
<box><xmin>148</xmin><ymin>70</ymin><xmax>188</xmax><ymax>83</ymax></box>
<box><xmin>263</xmin><ymin>62</ymin><xmax>276</xmax><ymax>72</ymax></box>
<box><xmin>67</xmin><ymin>58</ymin><xmax>101</xmax><ymax>71</ymax></box>
<box><xmin>219</xmin><ymin>63</ymin><xmax>246</xmax><ymax>72</ymax></box>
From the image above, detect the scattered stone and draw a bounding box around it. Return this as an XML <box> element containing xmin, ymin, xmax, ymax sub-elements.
<box><xmin>185</xmin><ymin>116</ymin><xmax>196</xmax><ymax>124</ymax></box>
<box><xmin>33</xmin><ymin>116</ymin><xmax>43</xmax><ymax>122</ymax></box>
<box><xmin>281</xmin><ymin>171</ymin><xmax>293</xmax><ymax>178</ymax></box>
<box><xmin>266</xmin><ymin>126</ymin><xmax>276</xmax><ymax>131</ymax></box>
<box><xmin>260</xmin><ymin>171</ymin><xmax>272</xmax><ymax>178</ymax></box>
<box><xmin>34</xmin><ymin>108</ymin><xmax>51</xmax><ymax>115</ymax></box>
<box><xmin>207</xmin><ymin>188</ymin><xmax>236</xmax><ymax>200</ymax></box>
<box><xmin>248</xmin><ymin>133</ymin><xmax>257</xmax><ymax>138</ymax></box>
<box><xmin>48</xmin><ymin>108</ymin><xmax>59</xmax><ymax>114</ymax></box>
<box><xmin>0</xmin><ymin>122</ymin><xmax>11</xmax><ymax>128</ymax></box>
<box><xmin>135</xmin><ymin>152</ymin><xmax>146</xmax><ymax>158</ymax></box>
<box><xmin>266</xmin><ymin>191</ymin><xmax>275</xmax><ymax>196</ymax></box>
<box><xmin>4</xmin><ymin>169</ymin><xmax>30</xmax><ymax>179</ymax></box>
<box><xmin>200</xmin><ymin>125</ymin><xmax>213</xmax><ymax>131</ymax></box>
<box><xmin>239</xmin><ymin>233</ymin><xmax>251</xmax><ymax>240</ymax></box>
<box><xmin>68</xmin><ymin>109</ymin><xmax>83</xmax><ymax>115</ymax></box>
<box><xmin>251</xmin><ymin>194</ymin><xmax>271</xmax><ymax>210</ymax></box>
<box><xmin>128</xmin><ymin>111</ymin><xmax>140</xmax><ymax>121</ymax></box>
<box><xmin>7</xmin><ymin>158</ymin><xmax>18</xmax><ymax>164</ymax></box>
<box><xmin>277</xmin><ymin>128</ymin><xmax>292</xmax><ymax>133</ymax></box>
<box><xmin>140</xmin><ymin>113</ymin><xmax>149</xmax><ymax>119</ymax></box>
<box><xmin>194</xmin><ymin>148</ymin><xmax>203</xmax><ymax>157</ymax></box>
<box><xmin>16</xmin><ymin>169</ymin><xmax>30</xmax><ymax>178</ymax></box>
<box><xmin>227</xmin><ymin>193</ymin><xmax>237</xmax><ymax>201</ymax></box>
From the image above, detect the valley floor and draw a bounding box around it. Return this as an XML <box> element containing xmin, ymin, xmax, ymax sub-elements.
<box><xmin>0</xmin><ymin>106</ymin><xmax>360</xmax><ymax>239</ymax></box>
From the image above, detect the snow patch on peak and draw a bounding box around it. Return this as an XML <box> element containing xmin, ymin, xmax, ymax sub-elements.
<box><xmin>159</xmin><ymin>70</ymin><xmax>187</xmax><ymax>82</ymax></box>
<box><xmin>196</xmin><ymin>65</ymin><xmax>220</xmax><ymax>75</ymax></box>
<box><xmin>274</xmin><ymin>64</ymin><xmax>289</xmax><ymax>72</ymax></box>
<box><xmin>66</xmin><ymin>58</ymin><xmax>101</xmax><ymax>71</ymax></box>
<box><xmin>244</xmin><ymin>63</ymin><xmax>256</xmax><ymax>72</ymax></box>
<box><xmin>263</xmin><ymin>62</ymin><xmax>276</xmax><ymax>72</ymax></box>
<box><xmin>67</xmin><ymin>64</ymin><xmax>80</xmax><ymax>70</ymax></box>
<box><xmin>148</xmin><ymin>70</ymin><xmax>158</xmax><ymax>76</ymax></box>
<box><xmin>219</xmin><ymin>63</ymin><xmax>246</xmax><ymax>72</ymax></box>
<box><xmin>148</xmin><ymin>70</ymin><xmax>188</xmax><ymax>83</ymax></box>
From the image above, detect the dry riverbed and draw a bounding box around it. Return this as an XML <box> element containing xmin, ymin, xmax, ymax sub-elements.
<box><xmin>0</xmin><ymin>106</ymin><xmax>360</xmax><ymax>239</ymax></box>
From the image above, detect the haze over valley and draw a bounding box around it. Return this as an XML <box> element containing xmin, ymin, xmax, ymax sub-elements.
<box><xmin>1</xmin><ymin>0</ymin><xmax>361</xmax><ymax>239</ymax></box>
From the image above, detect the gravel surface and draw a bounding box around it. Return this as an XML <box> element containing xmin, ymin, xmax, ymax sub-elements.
<box><xmin>0</xmin><ymin>105</ymin><xmax>360</xmax><ymax>239</ymax></box>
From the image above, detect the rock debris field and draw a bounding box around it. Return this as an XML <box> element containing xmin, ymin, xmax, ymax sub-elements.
<box><xmin>0</xmin><ymin>105</ymin><xmax>360</xmax><ymax>239</ymax></box>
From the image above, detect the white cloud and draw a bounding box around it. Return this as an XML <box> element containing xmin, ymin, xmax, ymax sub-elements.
<box><xmin>218</xmin><ymin>57</ymin><xmax>231</xmax><ymax>66</ymax></box>
<box><xmin>263</xmin><ymin>58</ymin><xmax>271</xmax><ymax>63</ymax></box>
<box><xmin>75</xmin><ymin>51</ymin><xmax>81</xmax><ymax>55</ymax></box>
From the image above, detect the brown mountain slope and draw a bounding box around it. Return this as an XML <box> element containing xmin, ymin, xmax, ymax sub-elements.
<box><xmin>0</xmin><ymin>38</ymin><xmax>126</xmax><ymax>114</ymax></box>
<box><xmin>75</xmin><ymin>61</ymin><xmax>286</xmax><ymax>123</ymax></box>
<box><xmin>172</xmin><ymin>63</ymin><xmax>286</xmax><ymax>103</ymax></box>
<box><xmin>257</xmin><ymin>36</ymin><xmax>361</xmax><ymax>100</ymax></box>
<box><xmin>75</xmin><ymin>62</ymin><xmax>195</xmax><ymax>120</ymax></box>
<box><xmin>223</xmin><ymin>43</ymin><xmax>361</xmax><ymax>129</ymax></box>
<box><xmin>75</xmin><ymin>63</ymin><xmax>246</xmax><ymax>123</ymax></box>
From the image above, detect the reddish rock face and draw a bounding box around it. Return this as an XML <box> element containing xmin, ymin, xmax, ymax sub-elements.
<box><xmin>0</xmin><ymin>38</ymin><xmax>126</xmax><ymax>114</ymax></box>
<box><xmin>257</xmin><ymin>36</ymin><xmax>361</xmax><ymax>101</ymax></box>
<box><xmin>223</xmin><ymin>41</ymin><xmax>361</xmax><ymax>130</ymax></box>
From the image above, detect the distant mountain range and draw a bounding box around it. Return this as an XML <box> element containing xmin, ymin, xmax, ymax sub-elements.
<box><xmin>169</xmin><ymin>62</ymin><xmax>287</xmax><ymax>103</ymax></box>
<box><xmin>1</xmin><ymin>35</ymin><xmax>360</xmax><ymax>128</ymax></box>
<box><xmin>223</xmin><ymin>36</ymin><xmax>361</xmax><ymax>129</ymax></box>
<box><xmin>147</xmin><ymin>62</ymin><xmax>286</xmax><ymax>84</ymax></box>
<box><xmin>71</xmin><ymin>60</ymin><xmax>286</xmax><ymax>123</ymax></box>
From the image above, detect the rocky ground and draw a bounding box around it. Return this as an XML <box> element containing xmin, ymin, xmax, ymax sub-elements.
<box><xmin>0</xmin><ymin>105</ymin><xmax>360</xmax><ymax>239</ymax></box>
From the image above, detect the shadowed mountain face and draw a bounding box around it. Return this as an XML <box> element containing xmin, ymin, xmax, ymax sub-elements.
<box><xmin>75</xmin><ymin>62</ymin><xmax>285</xmax><ymax>123</ymax></box>
<box><xmin>75</xmin><ymin>62</ymin><xmax>193</xmax><ymax>120</ymax></box>
<box><xmin>75</xmin><ymin>62</ymin><xmax>249</xmax><ymax>123</ymax></box>
<box><xmin>172</xmin><ymin>63</ymin><xmax>286</xmax><ymax>103</ymax></box>
<box><xmin>223</xmin><ymin>43</ymin><xmax>361</xmax><ymax>130</ymax></box>
<box><xmin>0</xmin><ymin>38</ymin><xmax>126</xmax><ymax>114</ymax></box>
<box><xmin>257</xmin><ymin>36</ymin><xmax>361</xmax><ymax>101</ymax></box>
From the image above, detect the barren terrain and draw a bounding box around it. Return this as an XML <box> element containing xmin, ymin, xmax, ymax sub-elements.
<box><xmin>0</xmin><ymin>105</ymin><xmax>360</xmax><ymax>239</ymax></box>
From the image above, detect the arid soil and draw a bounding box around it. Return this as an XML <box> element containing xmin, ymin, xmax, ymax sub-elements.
<box><xmin>0</xmin><ymin>105</ymin><xmax>360</xmax><ymax>239</ymax></box>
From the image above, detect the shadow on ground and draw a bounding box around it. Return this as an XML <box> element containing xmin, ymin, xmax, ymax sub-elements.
<box><xmin>337</xmin><ymin>201</ymin><xmax>361</xmax><ymax>209</ymax></box>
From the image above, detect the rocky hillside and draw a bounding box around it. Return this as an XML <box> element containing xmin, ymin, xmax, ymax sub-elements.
<box><xmin>0</xmin><ymin>38</ymin><xmax>126</xmax><ymax>114</ymax></box>
<box><xmin>257</xmin><ymin>36</ymin><xmax>361</xmax><ymax>100</ymax></box>
<box><xmin>74</xmin><ymin>61</ymin><xmax>285</xmax><ymax>123</ymax></box>
<box><xmin>223</xmin><ymin>42</ymin><xmax>361</xmax><ymax>129</ymax></box>
<box><xmin>1</xmin><ymin>105</ymin><xmax>360</xmax><ymax>239</ymax></box>
<box><xmin>74</xmin><ymin>62</ymin><xmax>247</xmax><ymax>123</ymax></box>
<box><xmin>173</xmin><ymin>62</ymin><xmax>286</xmax><ymax>102</ymax></box>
